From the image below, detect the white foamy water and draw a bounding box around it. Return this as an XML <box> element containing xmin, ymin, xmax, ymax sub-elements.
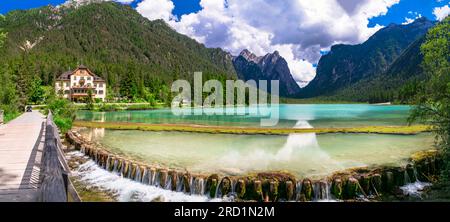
<box><xmin>70</xmin><ymin>153</ymin><xmax>227</xmax><ymax>202</ymax></box>
<box><xmin>400</xmin><ymin>181</ymin><xmax>432</xmax><ymax>197</ymax></box>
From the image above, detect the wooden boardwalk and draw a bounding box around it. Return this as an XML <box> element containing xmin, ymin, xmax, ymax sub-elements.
<box><xmin>0</xmin><ymin>111</ymin><xmax>46</xmax><ymax>202</ymax></box>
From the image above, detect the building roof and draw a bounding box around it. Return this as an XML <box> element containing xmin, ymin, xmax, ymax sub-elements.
<box><xmin>56</xmin><ymin>65</ymin><xmax>105</xmax><ymax>82</ymax></box>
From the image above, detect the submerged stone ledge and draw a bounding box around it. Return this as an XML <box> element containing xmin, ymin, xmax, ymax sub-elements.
<box><xmin>73</xmin><ymin>121</ymin><xmax>431</xmax><ymax>135</ymax></box>
<box><xmin>66</xmin><ymin>130</ymin><xmax>442</xmax><ymax>202</ymax></box>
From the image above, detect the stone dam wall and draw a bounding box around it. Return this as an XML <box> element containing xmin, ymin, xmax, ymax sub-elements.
<box><xmin>66</xmin><ymin>130</ymin><xmax>442</xmax><ymax>201</ymax></box>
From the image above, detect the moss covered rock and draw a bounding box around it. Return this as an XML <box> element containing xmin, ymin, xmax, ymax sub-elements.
<box><xmin>331</xmin><ymin>177</ymin><xmax>343</xmax><ymax>199</ymax></box>
<box><xmin>183</xmin><ymin>174</ymin><xmax>191</xmax><ymax>193</ymax></box>
<box><xmin>235</xmin><ymin>179</ymin><xmax>246</xmax><ymax>199</ymax></box>
<box><xmin>220</xmin><ymin>177</ymin><xmax>232</xmax><ymax>197</ymax></box>
<box><xmin>383</xmin><ymin>171</ymin><xmax>395</xmax><ymax>192</ymax></box>
<box><xmin>344</xmin><ymin>177</ymin><xmax>359</xmax><ymax>199</ymax></box>
<box><xmin>301</xmin><ymin>179</ymin><xmax>314</xmax><ymax>201</ymax></box>
<box><xmin>285</xmin><ymin>180</ymin><xmax>294</xmax><ymax>201</ymax></box>
<box><xmin>370</xmin><ymin>174</ymin><xmax>382</xmax><ymax>196</ymax></box>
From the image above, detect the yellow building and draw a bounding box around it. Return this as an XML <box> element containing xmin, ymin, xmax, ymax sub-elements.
<box><xmin>55</xmin><ymin>65</ymin><xmax>106</xmax><ymax>102</ymax></box>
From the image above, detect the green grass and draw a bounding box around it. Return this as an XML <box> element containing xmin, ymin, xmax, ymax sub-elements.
<box><xmin>3</xmin><ymin>111</ymin><xmax>21</xmax><ymax>123</ymax></box>
<box><xmin>70</xmin><ymin>177</ymin><xmax>115</xmax><ymax>202</ymax></box>
<box><xmin>73</xmin><ymin>121</ymin><xmax>431</xmax><ymax>135</ymax></box>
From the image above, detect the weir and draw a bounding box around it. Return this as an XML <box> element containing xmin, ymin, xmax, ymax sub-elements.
<box><xmin>66</xmin><ymin>130</ymin><xmax>442</xmax><ymax>202</ymax></box>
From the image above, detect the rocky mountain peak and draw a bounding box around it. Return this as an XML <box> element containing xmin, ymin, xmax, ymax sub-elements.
<box><xmin>239</xmin><ymin>49</ymin><xmax>261</xmax><ymax>64</ymax></box>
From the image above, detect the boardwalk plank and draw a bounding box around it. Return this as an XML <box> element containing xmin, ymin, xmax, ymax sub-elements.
<box><xmin>0</xmin><ymin>111</ymin><xmax>45</xmax><ymax>202</ymax></box>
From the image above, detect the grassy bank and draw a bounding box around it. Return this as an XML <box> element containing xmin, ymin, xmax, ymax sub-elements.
<box><xmin>3</xmin><ymin>111</ymin><xmax>21</xmax><ymax>123</ymax></box>
<box><xmin>73</xmin><ymin>121</ymin><xmax>431</xmax><ymax>135</ymax></box>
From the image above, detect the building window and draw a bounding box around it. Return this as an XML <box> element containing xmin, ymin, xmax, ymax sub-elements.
<box><xmin>73</xmin><ymin>83</ymin><xmax>76</xmax><ymax>86</ymax></box>
<box><xmin>65</xmin><ymin>82</ymin><xmax>69</xmax><ymax>87</ymax></box>
<box><xmin>99</xmin><ymin>83</ymin><xmax>103</xmax><ymax>88</ymax></box>
<box><xmin>94</xmin><ymin>83</ymin><xmax>97</xmax><ymax>87</ymax></box>
<box><xmin>99</xmin><ymin>90</ymin><xmax>104</xmax><ymax>95</ymax></box>
<box><xmin>64</xmin><ymin>90</ymin><xmax>69</xmax><ymax>94</ymax></box>
<box><xmin>87</xmin><ymin>77</ymin><xmax>91</xmax><ymax>81</ymax></box>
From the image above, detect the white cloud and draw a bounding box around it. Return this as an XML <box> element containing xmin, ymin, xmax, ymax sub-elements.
<box><xmin>136</xmin><ymin>0</ymin><xmax>175</xmax><ymax>22</ymax></box>
<box><xmin>136</xmin><ymin>0</ymin><xmax>399</xmax><ymax>84</ymax></box>
<box><xmin>116</xmin><ymin>0</ymin><xmax>134</xmax><ymax>3</ymax></box>
<box><xmin>402</xmin><ymin>12</ymin><xmax>422</xmax><ymax>25</ymax></box>
<box><xmin>433</xmin><ymin>4</ymin><xmax>450</xmax><ymax>21</ymax></box>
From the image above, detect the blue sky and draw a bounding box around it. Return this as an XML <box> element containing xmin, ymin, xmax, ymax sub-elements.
<box><xmin>0</xmin><ymin>0</ymin><xmax>203</xmax><ymax>17</ymax></box>
<box><xmin>1</xmin><ymin>0</ymin><xmax>448</xmax><ymax>82</ymax></box>
<box><xmin>1</xmin><ymin>0</ymin><xmax>448</xmax><ymax>24</ymax></box>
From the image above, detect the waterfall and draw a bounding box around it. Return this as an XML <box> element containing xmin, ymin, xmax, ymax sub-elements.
<box><xmin>404</xmin><ymin>170</ymin><xmax>411</xmax><ymax>184</ymax></box>
<box><xmin>215</xmin><ymin>182</ymin><xmax>221</xmax><ymax>198</ymax></box>
<box><xmin>142</xmin><ymin>168</ymin><xmax>149</xmax><ymax>184</ymax></box>
<box><xmin>120</xmin><ymin>161</ymin><xmax>126</xmax><ymax>177</ymax></box>
<box><xmin>313</xmin><ymin>182</ymin><xmax>320</xmax><ymax>200</ymax></box>
<box><xmin>413</xmin><ymin>167</ymin><xmax>419</xmax><ymax>182</ymax></box>
<box><xmin>105</xmin><ymin>156</ymin><xmax>111</xmax><ymax>171</ymax></box>
<box><xmin>190</xmin><ymin>178</ymin><xmax>205</xmax><ymax>195</ymax></box>
<box><xmin>165</xmin><ymin>177</ymin><xmax>172</xmax><ymax>190</ymax></box>
<box><xmin>202</xmin><ymin>179</ymin><xmax>207</xmax><ymax>195</ymax></box>
<box><xmin>112</xmin><ymin>159</ymin><xmax>119</xmax><ymax>173</ymax></box>
<box><xmin>295</xmin><ymin>181</ymin><xmax>302</xmax><ymax>200</ymax></box>
<box><xmin>135</xmin><ymin>166</ymin><xmax>142</xmax><ymax>182</ymax></box>
<box><xmin>231</xmin><ymin>179</ymin><xmax>236</xmax><ymax>194</ymax></box>
<box><xmin>176</xmin><ymin>175</ymin><xmax>184</xmax><ymax>192</ymax></box>
<box><xmin>154</xmin><ymin>172</ymin><xmax>161</xmax><ymax>187</ymax></box>
<box><xmin>150</xmin><ymin>169</ymin><xmax>156</xmax><ymax>186</ymax></box>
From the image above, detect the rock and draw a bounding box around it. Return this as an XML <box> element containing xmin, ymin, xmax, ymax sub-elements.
<box><xmin>122</xmin><ymin>161</ymin><xmax>130</xmax><ymax>178</ymax></box>
<box><xmin>183</xmin><ymin>174</ymin><xmax>191</xmax><ymax>193</ymax></box>
<box><xmin>130</xmin><ymin>163</ymin><xmax>137</xmax><ymax>179</ymax></box>
<box><xmin>331</xmin><ymin>177</ymin><xmax>343</xmax><ymax>199</ymax></box>
<box><xmin>220</xmin><ymin>177</ymin><xmax>232</xmax><ymax>197</ymax></box>
<box><xmin>117</xmin><ymin>159</ymin><xmax>123</xmax><ymax>173</ymax></box>
<box><xmin>383</xmin><ymin>171</ymin><xmax>395</xmax><ymax>192</ymax></box>
<box><xmin>359</xmin><ymin>175</ymin><xmax>370</xmax><ymax>195</ymax></box>
<box><xmin>235</xmin><ymin>179</ymin><xmax>246</xmax><ymax>199</ymax></box>
<box><xmin>344</xmin><ymin>177</ymin><xmax>359</xmax><ymax>199</ymax></box>
<box><xmin>206</xmin><ymin>174</ymin><xmax>219</xmax><ymax>198</ymax></box>
<box><xmin>269</xmin><ymin>180</ymin><xmax>279</xmax><ymax>202</ymax></box>
<box><xmin>370</xmin><ymin>174</ymin><xmax>382</xmax><ymax>195</ymax></box>
<box><xmin>253</xmin><ymin>180</ymin><xmax>263</xmax><ymax>201</ymax></box>
<box><xmin>394</xmin><ymin>168</ymin><xmax>406</xmax><ymax>186</ymax></box>
<box><xmin>209</xmin><ymin>179</ymin><xmax>218</xmax><ymax>198</ymax></box>
<box><xmin>285</xmin><ymin>181</ymin><xmax>295</xmax><ymax>201</ymax></box>
<box><xmin>406</xmin><ymin>164</ymin><xmax>415</xmax><ymax>182</ymax></box>
<box><xmin>301</xmin><ymin>179</ymin><xmax>314</xmax><ymax>201</ymax></box>
<box><xmin>169</xmin><ymin>171</ymin><xmax>178</xmax><ymax>191</ymax></box>
<box><xmin>108</xmin><ymin>156</ymin><xmax>116</xmax><ymax>172</ymax></box>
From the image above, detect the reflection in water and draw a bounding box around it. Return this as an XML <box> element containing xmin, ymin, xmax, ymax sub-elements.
<box><xmin>193</xmin><ymin>120</ymin><xmax>343</xmax><ymax>177</ymax></box>
<box><xmin>83</xmin><ymin>128</ymin><xmax>105</xmax><ymax>141</ymax></box>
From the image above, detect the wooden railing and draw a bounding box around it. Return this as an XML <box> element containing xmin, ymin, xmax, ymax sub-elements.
<box><xmin>39</xmin><ymin>111</ymin><xmax>81</xmax><ymax>202</ymax></box>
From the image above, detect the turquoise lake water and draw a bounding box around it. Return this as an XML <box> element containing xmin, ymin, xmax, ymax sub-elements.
<box><xmin>76</xmin><ymin>104</ymin><xmax>413</xmax><ymax>128</ymax></box>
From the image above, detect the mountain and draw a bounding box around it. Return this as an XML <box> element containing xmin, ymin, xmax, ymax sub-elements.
<box><xmin>232</xmin><ymin>49</ymin><xmax>301</xmax><ymax>97</ymax></box>
<box><xmin>0</xmin><ymin>2</ymin><xmax>237</xmax><ymax>102</ymax></box>
<box><xmin>325</xmin><ymin>35</ymin><xmax>427</xmax><ymax>103</ymax></box>
<box><xmin>300</xmin><ymin>17</ymin><xmax>434</xmax><ymax>99</ymax></box>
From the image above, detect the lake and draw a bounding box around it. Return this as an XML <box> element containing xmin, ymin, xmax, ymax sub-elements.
<box><xmin>76</xmin><ymin>104</ymin><xmax>413</xmax><ymax>128</ymax></box>
<box><xmin>76</xmin><ymin>104</ymin><xmax>433</xmax><ymax>179</ymax></box>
